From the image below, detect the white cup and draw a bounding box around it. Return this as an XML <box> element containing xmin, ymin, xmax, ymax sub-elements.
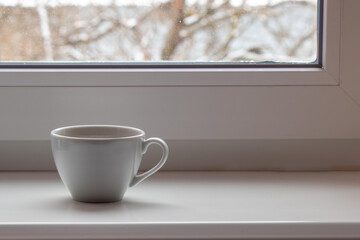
<box><xmin>50</xmin><ymin>125</ymin><xmax>169</xmax><ymax>203</ymax></box>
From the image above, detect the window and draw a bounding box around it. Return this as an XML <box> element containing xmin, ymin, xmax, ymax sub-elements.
<box><xmin>1</xmin><ymin>1</ymin><xmax>357</xmax><ymax>172</ymax></box>
<box><xmin>0</xmin><ymin>0</ymin><xmax>333</xmax><ymax>87</ymax></box>
<box><xmin>0</xmin><ymin>0</ymin><xmax>319</xmax><ymax>66</ymax></box>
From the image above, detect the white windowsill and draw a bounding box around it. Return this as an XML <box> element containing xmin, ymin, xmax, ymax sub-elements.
<box><xmin>1</xmin><ymin>171</ymin><xmax>360</xmax><ymax>239</ymax></box>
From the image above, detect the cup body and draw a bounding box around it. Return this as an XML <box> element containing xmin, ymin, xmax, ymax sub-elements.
<box><xmin>51</xmin><ymin>125</ymin><xmax>145</xmax><ymax>203</ymax></box>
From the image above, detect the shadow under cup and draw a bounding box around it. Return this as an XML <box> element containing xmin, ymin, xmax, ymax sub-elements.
<box><xmin>50</xmin><ymin>125</ymin><xmax>168</xmax><ymax>203</ymax></box>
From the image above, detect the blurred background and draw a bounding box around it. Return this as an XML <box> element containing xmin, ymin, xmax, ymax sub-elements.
<box><xmin>0</xmin><ymin>0</ymin><xmax>318</xmax><ymax>63</ymax></box>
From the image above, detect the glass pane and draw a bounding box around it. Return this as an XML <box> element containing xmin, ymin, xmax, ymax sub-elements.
<box><xmin>0</xmin><ymin>0</ymin><xmax>319</xmax><ymax>64</ymax></box>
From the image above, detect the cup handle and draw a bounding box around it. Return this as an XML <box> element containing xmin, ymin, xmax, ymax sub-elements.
<box><xmin>130</xmin><ymin>137</ymin><xmax>169</xmax><ymax>187</ymax></box>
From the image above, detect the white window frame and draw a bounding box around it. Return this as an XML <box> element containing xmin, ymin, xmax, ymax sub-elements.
<box><xmin>1</xmin><ymin>0</ymin><xmax>360</xmax><ymax>171</ymax></box>
<box><xmin>0</xmin><ymin>1</ymin><xmax>338</xmax><ymax>87</ymax></box>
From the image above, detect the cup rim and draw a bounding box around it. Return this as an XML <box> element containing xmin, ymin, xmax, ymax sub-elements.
<box><xmin>51</xmin><ymin>125</ymin><xmax>145</xmax><ymax>140</ymax></box>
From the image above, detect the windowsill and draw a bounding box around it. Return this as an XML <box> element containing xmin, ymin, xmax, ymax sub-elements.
<box><xmin>1</xmin><ymin>171</ymin><xmax>360</xmax><ymax>239</ymax></box>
